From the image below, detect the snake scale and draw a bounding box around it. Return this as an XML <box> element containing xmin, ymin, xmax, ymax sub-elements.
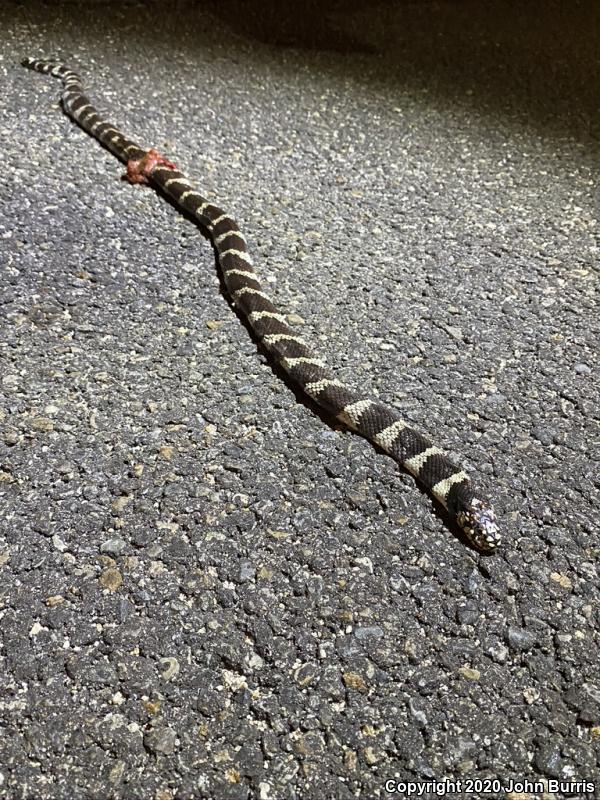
<box><xmin>21</xmin><ymin>58</ymin><xmax>500</xmax><ymax>552</ymax></box>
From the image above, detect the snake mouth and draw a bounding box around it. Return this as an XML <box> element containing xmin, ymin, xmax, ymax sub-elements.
<box><xmin>456</xmin><ymin>498</ymin><xmax>501</xmax><ymax>551</ymax></box>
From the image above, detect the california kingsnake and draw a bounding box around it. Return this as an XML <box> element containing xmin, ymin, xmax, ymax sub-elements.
<box><xmin>21</xmin><ymin>58</ymin><xmax>500</xmax><ymax>552</ymax></box>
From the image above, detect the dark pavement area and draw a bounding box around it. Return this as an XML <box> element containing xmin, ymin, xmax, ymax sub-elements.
<box><xmin>1</xmin><ymin>1</ymin><xmax>599</xmax><ymax>798</ymax></box>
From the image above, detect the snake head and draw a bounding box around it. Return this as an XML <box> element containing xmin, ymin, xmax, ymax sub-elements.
<box><xmin>456</xmin><ymin>498</ymin><xmax>500</xmax><ymax>552</ymax></box>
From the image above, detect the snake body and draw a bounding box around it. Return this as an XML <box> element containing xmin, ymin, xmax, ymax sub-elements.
<box><xmin>21</xmin><ymin>58</ymin><xmax>500</xmax><ymax>552</ymax></box>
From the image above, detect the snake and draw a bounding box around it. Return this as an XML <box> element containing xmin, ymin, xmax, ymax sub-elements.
<box><xmin>21</xmin><ymin>57</ymin><xmax>500</xmax><ymax>552</ymax></box>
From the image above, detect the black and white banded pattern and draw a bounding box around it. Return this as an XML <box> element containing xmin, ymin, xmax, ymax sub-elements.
<box><xmin>21</xmin><ymin>58</ymin><xmax>500</xmax><ymax>552</ymax></box>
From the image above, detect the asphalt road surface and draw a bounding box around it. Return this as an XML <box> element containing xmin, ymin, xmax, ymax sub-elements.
<box><xmin>1</xmin><ymin>1</ymin><xmax>599</xmax><ymax>798</ymax></box>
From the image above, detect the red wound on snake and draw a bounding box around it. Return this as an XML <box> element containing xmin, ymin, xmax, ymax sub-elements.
<box><xmin>125</xmin><ymin>148</ymin><xmax>178</xmax><ymax>184</ymax></box>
